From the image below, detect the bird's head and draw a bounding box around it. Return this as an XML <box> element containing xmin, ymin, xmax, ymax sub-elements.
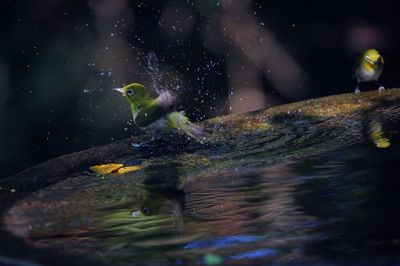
<box><xmin>114</xmin><ymin>83</ymin><xmax>150</xmax><ymax>107</ymax></box>
<box><xmin>362</xmin><ymin>49</ymin><xmax>383</xmax><ymax>66</ymax></box>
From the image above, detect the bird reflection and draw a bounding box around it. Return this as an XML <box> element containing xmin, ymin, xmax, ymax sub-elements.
<box><xmin>133</xmin><ymin>163</ymin><xmax>185</xmax><ymax>230</ymax></box>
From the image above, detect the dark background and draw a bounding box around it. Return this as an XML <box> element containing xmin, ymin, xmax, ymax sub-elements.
<box><xmin>1</xmin><ymin>0</ymin><xmax>400</xmax><ymax>178</ymax></box>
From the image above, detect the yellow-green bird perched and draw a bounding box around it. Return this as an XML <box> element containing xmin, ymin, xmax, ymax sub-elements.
<box><xmin>114</xmin><ymin>83</ymin><xmax>205</xmax><ymax>147</ymax></box>
<box><xmin>354</xmin><ymin>49</ymin><xmax>385</xmax><ymax>94</ymax></box>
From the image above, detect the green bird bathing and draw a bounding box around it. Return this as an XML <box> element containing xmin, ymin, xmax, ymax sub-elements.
<box><xmin>114</xmin><ymin>83</ymin><xmax>205</xmax><ymax>147</ymax></box>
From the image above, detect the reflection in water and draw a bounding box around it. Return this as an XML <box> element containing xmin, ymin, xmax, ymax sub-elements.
<box><xmin>182</xmin><ymin>164</ymin><xmax>319</xmax><ymax>264</ymax></box>
<box><xmin>137</xmin><ymin>164</ymin><xmax>185</xmax><ymax>230</ymax></box>
<box><xmin>297</xmin><ymin>146</ymin><xmax>400</xmax><ymax>258</ymax></box>
<box><xmin>4</xmin><ymin>138</ymin><xmax>400</xmax><ymax>265</ymax></box>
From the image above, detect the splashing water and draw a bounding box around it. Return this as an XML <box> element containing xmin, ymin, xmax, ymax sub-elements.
<box><xmin>144</xmin><ymin>52</ymin><xmax>163</xmax><ymax>94</ymax></box>
<box><xmin>143</xmin><ymin>52</ymin><xmax>183</xmax><ymax>95</ymax></box>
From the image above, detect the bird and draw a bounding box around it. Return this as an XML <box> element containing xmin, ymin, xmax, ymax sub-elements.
<box><xmin>114</xmin><ymin>83</ymin><xmax>205</xmax><ymax>147</ymax></box>
<box><xmin>354</xmin><ymin>49</ymin><xmax>385</xmax><ymax>94</ymax></box>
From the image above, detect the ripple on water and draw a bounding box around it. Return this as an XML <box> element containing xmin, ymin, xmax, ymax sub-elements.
<box><xmin>4</xmin><ymin>140</ymin><xmax>400</xmax><ymax>265</ymax></box>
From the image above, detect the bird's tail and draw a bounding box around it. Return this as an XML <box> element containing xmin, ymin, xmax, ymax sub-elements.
<box><xmin>167</xmin><ymin>111</ymin><xmax>206</xmax><ymax>141</ymax></box>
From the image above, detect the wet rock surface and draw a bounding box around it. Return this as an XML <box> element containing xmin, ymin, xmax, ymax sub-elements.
<box><xmin>2</xmin><ymin>89</ymin><xmax>400</xmax><ymax>265</ymax></box>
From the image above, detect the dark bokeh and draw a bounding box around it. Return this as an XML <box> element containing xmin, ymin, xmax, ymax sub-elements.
<box><xmin>1</xmin><ymin>0</ymin><xmax>400</xmax><ymax>178</ymax></box>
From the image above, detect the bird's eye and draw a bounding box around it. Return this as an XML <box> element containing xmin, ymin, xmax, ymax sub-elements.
<box><xmin>127</xmin><ymin>89</ymin><xmax>134</xmax><ymax>96</ymax></box>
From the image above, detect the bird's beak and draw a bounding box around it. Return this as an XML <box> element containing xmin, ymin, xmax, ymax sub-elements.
<box><xmin>113</xmin><ymin>87</ymin><xmax>125</xmax><ymax>96</ymax></box>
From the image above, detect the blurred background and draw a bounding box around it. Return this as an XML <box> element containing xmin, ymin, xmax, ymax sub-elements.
<box><xmin>1</xmin><ymin>0</ymin><xmax>400</xmax><ymax>178</ymax></box>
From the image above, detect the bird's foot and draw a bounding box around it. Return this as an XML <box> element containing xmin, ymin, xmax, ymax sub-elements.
<box><xmin>131</xmin><ymin>143</ymin><xmax>141</xmax><ymax>148</ymax></box>
<box><xmin>131</xmin><ymin>142</ymin><xmax>153</xmax><ymax>149</ymax></box>
<box><xmin>131</xmin><ymin>142</ymin><xmax>150</xmax><ymax>149</ymax></box>
<box><xmin>131</xmin><ymin>138</ymin><xmax>156</xmax><ymax>149</ymax></box>
<box><xmin>378</xmin><ymin>86</ymin><xmax>385</xmax><ymax>93</ymax></box>
<box><xmin>354</xmin><ymin>88</ymin><xmax>361</xmax><ymax>94</ymax></box>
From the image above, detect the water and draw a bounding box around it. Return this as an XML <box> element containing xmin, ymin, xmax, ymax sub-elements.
<box><xmin>143</xmin><ymin>52</ymin><xmax>182</xmax><ymax>95</ymax></box>
<box><xmin>4</xmin><ymin>135</ymin><xmax>400</xmax><ymax>265</ymax></box>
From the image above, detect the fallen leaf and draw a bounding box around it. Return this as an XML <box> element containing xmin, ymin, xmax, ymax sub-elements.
<box><xmin>90</xmin><ymin>163</ymin><xmax>144</xmax><ymax>175</ymax></box>
<box><xmin>90</xmin><ymin>164</ymin><xmax>124</xmax><ymax>175</ymax></box>
<box><xmin>115</xmin><ymin>165</ymin><xmax>144</xmax><ymax>174</ymax></box>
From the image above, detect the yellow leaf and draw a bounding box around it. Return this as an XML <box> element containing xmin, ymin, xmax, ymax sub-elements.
<box><xmin>90</xmin><ymin>163</ymin><xmax>124</xmax><ymax>175</ymax></box>
<box><xmin>115</xmin><ymin>165</ymin><xmax>144</xmax><ymax>174</ymax></box>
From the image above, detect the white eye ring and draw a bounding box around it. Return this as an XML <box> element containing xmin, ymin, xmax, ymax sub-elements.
<box><xmin>127</xmin><ymin>89</ymin><xmax>134</xmax><ymax>96</ymax></box>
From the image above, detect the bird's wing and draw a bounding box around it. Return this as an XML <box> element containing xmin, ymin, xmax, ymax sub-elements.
<box><xmin>134</xmin><ymin>98</ymin><xmax>173</xmax><ymax>128</ymax></box>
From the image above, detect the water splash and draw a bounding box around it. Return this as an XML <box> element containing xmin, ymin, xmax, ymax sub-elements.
<box><xmin>144</xmin><ymin>52</ymin><xmax>163</xmax><ymax>94</ymax></box>
<box><xmin>143</xmin><ymin>52</ymin><xmax>182</xmax><ymax>95</ymax></box>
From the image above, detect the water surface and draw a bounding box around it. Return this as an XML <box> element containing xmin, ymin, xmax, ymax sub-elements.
<box><xmin>5</xmin><ymin>132</ymin><xmax>400</xmax><ymax>265</ymax></box>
